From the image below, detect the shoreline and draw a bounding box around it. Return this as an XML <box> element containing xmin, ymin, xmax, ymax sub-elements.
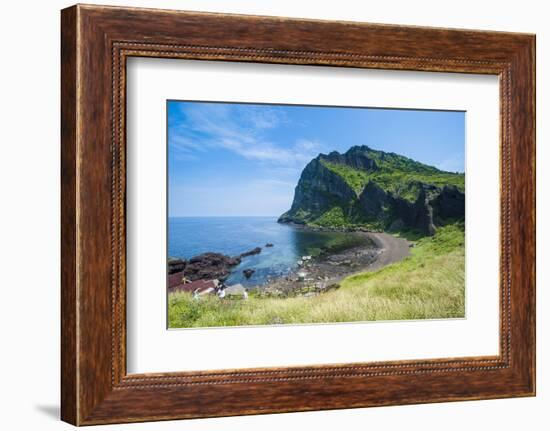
<box><xmin>168</xmin><ymin>222</ymin><xmax>411</xmax><ymax>298</ymax></box>
<box><xmin>254</xmin><ymin>231</ymin><xmax>410</xmax><ymax>298</ymax></box>
<box><xmin>276</xmin><ymin>219</ymin><xmax>383</xmax><ymax>234</ymax></box>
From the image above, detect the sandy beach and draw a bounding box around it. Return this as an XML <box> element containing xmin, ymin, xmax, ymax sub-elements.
<box><xmin>256</xmin><ymin>231</ymin><xmax>411</xmax><ymax>297</ymax></box>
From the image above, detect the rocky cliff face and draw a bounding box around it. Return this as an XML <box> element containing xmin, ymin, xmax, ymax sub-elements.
<box><xmin>278</xmin><ymin>146</ymin><xmax>465</xmax><ymax>236</ymax></box>
<box><xmin>283</xmin><ymin>158</ymin><xmax>357</xmax><ymax>221</ymax></box>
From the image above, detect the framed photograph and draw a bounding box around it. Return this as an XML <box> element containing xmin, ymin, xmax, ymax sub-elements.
<box><xmin>61</xmin><ymin>4</ymin><xmax>535</xmax><ymax>425</ymax></box>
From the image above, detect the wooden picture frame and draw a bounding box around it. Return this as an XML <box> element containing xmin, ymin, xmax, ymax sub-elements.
<box><xmin>61</xmin><ymin>4</ymin><xmax>535</xmax><ymax>425</ymax></box>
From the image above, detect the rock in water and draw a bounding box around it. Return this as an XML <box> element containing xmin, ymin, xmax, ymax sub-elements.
<box><xmin>240</xmin><ymin>247</ymin><xmax>262</xmax><ymax>257</ymax></box>
<box><xmin>278</xmin><ymin>145</ymin><xmax>464</xmax><ymax>236</ymax></box>
<box><xmin>242</xmin><ymin>269</ymin><xmax>255</xmax><ymax>279</ymax></box>
<box><xmin>168</xmin><ymin>257</ymin><xmax>187</xmax><ymax>275</ymax></box>
<box><xmin>183</xmin><ymin>252</ymin><xmax>241</xmax><ymax>281</ymax></box>
<box><xmin>265</xmin><ymin>243</ymin><xmax>274</xmax><ymax>247</ymax></box>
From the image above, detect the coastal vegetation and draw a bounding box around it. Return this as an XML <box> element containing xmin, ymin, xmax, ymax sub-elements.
<box><xmin>320</xmin><ymin>159</ymin><xmax>464</xmax><ymax>200</ymax></box>
<box><xmin>168</xmin><ymin>222</ymin><xmax>465</xmax><ymax>327</ymax></box>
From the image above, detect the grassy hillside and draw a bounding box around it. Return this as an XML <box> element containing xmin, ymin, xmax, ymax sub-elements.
<box><xmin>168</xmin><ymin>223</ymin><xmax>465</xmax><ymax>328</ymax></box>
<box><xmin>320</xmin><ymin>159</ymin><xmax>465</xmax><ymax>201</ymax></box>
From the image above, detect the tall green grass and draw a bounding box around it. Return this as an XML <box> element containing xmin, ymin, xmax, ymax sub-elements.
<box><xmin>168</xmin><ymin>223</ymin><xmax>465</xmax><ymax>328</ymax></box>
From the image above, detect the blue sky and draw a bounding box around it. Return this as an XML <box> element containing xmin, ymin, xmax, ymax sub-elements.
<box><xmin>168</xmin><ymin>101</ymin><xmax>465</xmax><ymax>217</ymax></box>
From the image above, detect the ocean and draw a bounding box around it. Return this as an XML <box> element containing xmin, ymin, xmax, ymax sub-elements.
<box><xmin>168</xmin><ymin>216</ymin><xmax>367</xmax><ymax>287</ymax></box>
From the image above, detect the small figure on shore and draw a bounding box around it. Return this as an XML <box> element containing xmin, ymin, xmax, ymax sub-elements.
<box><xmin>217</xmin><ymin>285</ymin><xmax>226</xmax><ymax>300</ymax></box>
<box><xmin>243</xmin><ymin>288</ymin><xmax>249</xmax><ymax>300</ymax></box>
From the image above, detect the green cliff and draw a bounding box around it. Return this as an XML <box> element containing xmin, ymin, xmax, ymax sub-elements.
<box><xmin>278</xmin><ymin>145</ymin><xmax>465</xmax><ymax>235</ymax></box>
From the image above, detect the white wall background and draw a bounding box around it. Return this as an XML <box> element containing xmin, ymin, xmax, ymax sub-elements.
<box><xmin>0</xmin><ymin>0</ymin><xmax>546</xmax><ymax>429</ymax></box>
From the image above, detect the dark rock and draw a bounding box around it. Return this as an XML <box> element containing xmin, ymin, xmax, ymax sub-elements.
<box><xmin>183</xmin><ymin>252</ymin><xmax>241</xmax><ymax>281</ymax></box>
<box><xmin>168</xmin><ymin>257</ymin><xmax>187</xmax><ymax>275</ymax></box>
<box><xmin>240</xmin><ymin>247</ymin><xmax>262</xmax><ymax>257</ymax></box>
<box><xmin>358</xmin><ymin>181</ymin><xmax>390</xmax><ymax>220</ymax></box>
<box><xmin>431</xmin><ymin>185</ymin><xmax>465</xmax><ymax>223</ymax></box>
<box><xmin>392</xmin><ymin>185</ymin><xmax>436</xmax><ymax>235</ymax></box>
<box><xmin>388</xmin><ymin>219</ymin><xmax>405</xmax><ymax>232</ymax></box>
<box><xmin>265</xmin><ymin>243</ymin><xmax>274</xmax><ymax>247</ymax></box>
<box><xmin>242</xmin><ymin>268</ymin><xmax>255</xmax><ymax>279</ymax></box>
<box><xmin>323</xmin><ymin>146</ymin><xmax>378</xmax><ymax>171</ymax></box>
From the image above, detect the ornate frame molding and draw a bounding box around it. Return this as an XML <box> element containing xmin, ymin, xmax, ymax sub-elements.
<box><xmin>61</xmin><ymin>5</ymin><xmax>535</xmax><ymax>425</ymax></box>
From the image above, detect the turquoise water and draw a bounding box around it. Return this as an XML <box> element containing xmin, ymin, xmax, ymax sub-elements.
<box><xmin>168</xmin><ymin>216</ymin><xmax>366</xmax><ymax>286</ymax></box>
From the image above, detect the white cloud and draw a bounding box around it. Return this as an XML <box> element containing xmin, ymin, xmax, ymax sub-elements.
<box><xmin>168</xmin><ymin>103</ymin><xmax>322</xmax><ymax>166</ymax></box>
<box><xmin>240</xmin><ymin>106</ymin><xmax>288</xmax><ymax>129</ymax></box>
<box><xmin>294</xmin><ymin>138</ymin><xmax>321</xmax><ymax>152</ymax></box>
